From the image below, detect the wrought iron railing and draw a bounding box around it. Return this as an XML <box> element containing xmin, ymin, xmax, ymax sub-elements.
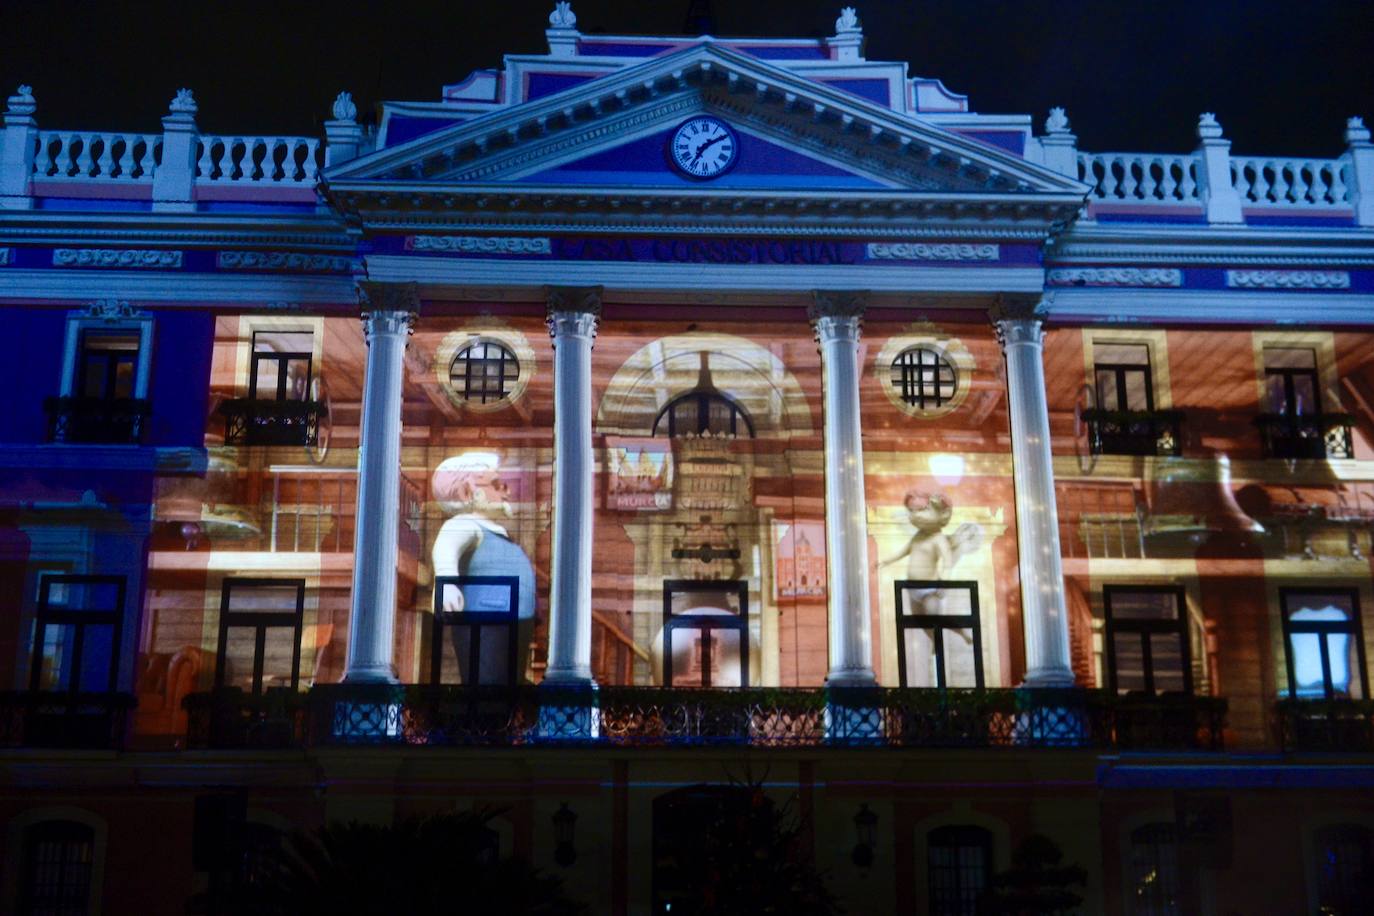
<box><xmin>1274</xmin><ymin>698</ymin><xmax>1374</xmax><ymax>752</ymax></box>
<box><xmin>218</xmin><ymin>398</ymin><xmax>326</xmax><ymax>447</ymax></box>
<box><xmin>0</xmin><ymin>691</ymin><xmax>135</xmax><ymax>749</ymax></box>
<box><xmin>44</xmin><ymin>396</ymin><xmax>150</xmax><ymax>444</ymax></box>
<box><xmin>1254</xmin><ymin>412</ymin><xmax>1355</xmax><ymax>460</ymax></box>
<box><xmin>1080</xmin><ymin>408</ymin><xmax>1184</xmax><ymax>457</ymax></box>
<box><xmin>182</xmin><ymin>685</ymin><xmax>1227</xmax><ymax>751</ymax></box>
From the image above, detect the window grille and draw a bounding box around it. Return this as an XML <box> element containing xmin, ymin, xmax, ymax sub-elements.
<box><xmin>450</xmin><ymin>340</ymin><xmax>520</xmax><ymax>404</ymax></box>
<box><xmin>891</xmin><ymin>346</ymin><xmax>957</xmax><ymax>409</ymax></box>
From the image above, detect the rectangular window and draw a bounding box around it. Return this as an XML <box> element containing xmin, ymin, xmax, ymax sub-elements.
<box><xmin>250</xmin><ymin>330</ymin><xmax>313</xmax><ymax>402</ymax></box>
<box><xmin>927</xmin><ymin>825</ymin><xmax>993</xmax><ymax>916</ymax></box>
<box><xmin>1104</xmin><ymin>587</ymin><xmax>1192</xmax><ymax>695</ymax></box>
<box><xmin>48</xmin><ymin>312</ymin><xmax>153</xmax><ymax>445</ymax></box>
<box><xmin>215</xmin><ymin>579</ymin><xmax>305</xmax><ymax>695</ymax></box>
<box><xmin>30</xmin><ymin>575</ymin><xmax>125</xmax><ymax>693</ymax></box>
<box><xmin>1094</xmin><ymin>343</ymin><xmax>1154</xmax><ymax>412</ymax></box>
<box><xmin>895</xmin><ymin>580</ymin><xmax>984</xmax><ymax>688</ymax></box>
<box><xmin>431</xmin><ymin>575</ymin><xmax>521</xmax><ymax>687</ymax></box>
<box><xmin>21</xmin><ymin>820</ymin><xmax>95</xmax><ymax>916</ymax></box>
<box><xmin>662</xmin><ymin>581</ymin><xmax>748</xmax><ymax>688</ymax></box>
<box><xmin>1281</xmin><ymin>588</ymin><xmax>1368</xmax><ymax>700</ymax></box>
<box><xmin>1257</xmin><ymin>347</ymin><xmax>1351</xmax><ymax>459</ymax></box>
<box><xmin>1264</xmin><ymin>347</ymin><xmax>1321</xmax><ymax>416</ymax></box>
<box><xmin>77</xmin><ymin>330</ymin><xmax>140</xmax><ymax>400</ymax></box>
<box><xmin>1127</xmin><ymin>823</ymin><xmax>1180</xmax><ymax>915</ymax></box>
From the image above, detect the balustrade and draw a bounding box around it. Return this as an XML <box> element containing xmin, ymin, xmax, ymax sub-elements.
<box><xmin>0</xmin><ymin>691</ymin><xmax>135</xmax><ymax>749</ymax></box>
<box><xmin>1076</xmin><ymin>151</ymin><xmax>1201</xmax><ymax>204</ymax></box>
<box><xmin>1231</xmin><ymin>155</ymin><xmax>1350</xmax><ymax>208</ymax></box>
<box><xmin>33</xmin><ymin>130</ymin><xmax>160</xmax><ymax>181</ymax></box>
<box><xmin>195</xmin><ymin>134</ymin><xmax>322</xmax><ymax>184</ymax></box>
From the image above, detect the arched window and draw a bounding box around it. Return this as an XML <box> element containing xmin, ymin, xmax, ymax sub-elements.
<box><xmin>20</xmin><ymin>820</ymin><xmax>95</xmax><ymax>916</ymax></box>
<box><xmin>1314</xmin><ymin>824</ymin><xmax>1374</xmax><ymax>914</ymax></box>
<box><xmin>652</xmin><ymin>391</ymin><xmax>754</xmax><ymax>438</ymax></box>
<box><xmin>1127</xmin><ymin>823</ymin><xmax>1179</xmax><ymax>915</ymax></box>
<box><xmin>891</xmin><ymin>346</ymin><xmax>957</xmax><ymax>409</ymax></box>
<box><xmin>449</xmin><ymin>340</ymin><xmax>520</xmax><ymax>405</ymax></box>
<box><xmin>927</xmin><ymin>825</ymin><xmax>993</xmax><ymax>916</ymax></box>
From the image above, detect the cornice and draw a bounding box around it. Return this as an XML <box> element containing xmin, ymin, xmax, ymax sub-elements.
<box><xmin>0</xmin><ymin>212</ymin><xmax>353</xmax><ymax>252</ymax></box>
<box><xmin>0</xmin><ymin>269</ymin><xmax>356</xmax><ymax>305</ymax></box>
<box><xmin>1051</xmin><ymin>222</ymin><xmax>1374</xmax><ymax>267</ymax></box>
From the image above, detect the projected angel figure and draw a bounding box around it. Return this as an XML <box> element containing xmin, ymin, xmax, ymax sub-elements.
<box><xmin>881</xmin><ymin>491</ymin><xmax>983</xmax><ymax>613</ymax></box>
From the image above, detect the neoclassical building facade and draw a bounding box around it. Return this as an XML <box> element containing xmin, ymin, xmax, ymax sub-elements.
<box><xmin>2</xmin><ymin>5</ymin><xmax>1374</xmax><ymax>914</ymax></box>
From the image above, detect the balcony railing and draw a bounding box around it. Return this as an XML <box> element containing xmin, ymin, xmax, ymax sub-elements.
<box><xmin>1274</xmin><ymin>698</ymin><xmax>1374</xmax><ymax>752</ymax></box>
<box><xmin>183</xmin><ymin>686</ymin><xmax>1226</xmax><ymax>751</ymax></box>
<box><xmin>0</xmin><ymin>691</ymin><xmax>135</xmax><ymax>749</ymax></box>
<box><xmin>1254</xmin><ymin>412</ymin><xmax>1354</xmax><ymax>460</ymax></box>
<box><xmin>44</xmin><ymin>396</ymin><xmax>150</xmax><ymax>444</ymax></box>
<box><xmin>218</xmin><ymin>398</ymin><xmax>326</xmax><ymax>447</ymax></box>
<box><xmin>1080</xmin><ymin>408</ymin><xmax>1184</xmax><ymax>457</ymax></box>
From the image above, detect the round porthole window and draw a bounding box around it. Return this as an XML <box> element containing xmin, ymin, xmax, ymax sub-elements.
<box><xmin>890</xmin><ymin>346</ymin><xmax>957</xmax><ymax>410</ymax></box>
<box><xmin>875</xmin><ymin>330</ymin><xmax>975</xmax><ymax>419</ymax></box>
<box><xmin>450</xmin><ymin>340</ymin><xmax>520</xmax><ymax>405</ymax></box>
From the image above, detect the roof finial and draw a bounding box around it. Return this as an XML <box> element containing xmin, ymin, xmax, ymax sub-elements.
<box><xmin>1345</xmin><ymin>116</ymin><xmax>1370</xmax><ymax>145</ymax></box>
<box><xmin>548</xmin><ymin>1</ymin><xmax>577</xmax><ymax>29</ymax></box>
<box><xmin>332</xmin><ymin>91</ymin><xmax>357</xmax><ymax>122</ymax></box>
<box><xmin>169</xmin><ymin>88</ymin><xmax>197</xmax><ymax>115</ymax></box>
<box><xmin>836</xmin><ymin>6</ymin><xmax>861</xmax><ymax>34</ymax></box>
<box><xmin>1197</xmin><ymin>112</ymin><xmax>1224</xmax><ymax>140</ymax></box>
<box><xmin>1045</xmin><ymin>107</ymin><xmax>1070</xmax><ymax>134</ymax></box>
<box><xmin>5</xmin><ymin>84</ymin><xmax>35</xmax><ymax>117</ymax></box>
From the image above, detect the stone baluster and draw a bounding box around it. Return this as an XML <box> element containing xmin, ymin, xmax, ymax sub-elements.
<box><xmin>810</xmin><ymin>291</ymin><xmax>877</xmax><ymax>688</ymax></box>
<box><xmin>1345</xmin><ymin>117</ymin><xmax>1374</xmax><ymax>227</ymax></box>
<box><xmin>992</xmin><ymin>296</ymin><xmax>1074</xmax><ymax>687</ymax></box>
<box><xmin>1195</xmin><ymin>113</ymin><xmax>1244</xmax><ymax>225</ymax></box>
<box><xmin>325</xmin><ymin>91</ymin><xmax>364</xmax><ymax>168</ymax></box>
<box><xmin>152</xmin><ymin>89</ymin><xmax>199</xmax><ymax>213</ymax></box>
<box><xmin>342</xmin><ymin>281</ymin><xmax>418</xmax><ymax>683</ymax></box>
<box><xmin>0</xmin><ymin>85</ymin><xmax>38</xmax><ymax>210</ymax></box>
<box><xmin>1041</xmin><ymin>107</ymin><xmax>1079</xmax><ymax>179</ymax></box>
<box><xmin>543</xmin><ymin>286</ymin><xmax>602</xmax><ymax>687</ymax></box>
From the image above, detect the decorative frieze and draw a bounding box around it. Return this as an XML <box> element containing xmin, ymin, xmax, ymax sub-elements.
<box><xmin>409</xmin><ymin>235</ymin><xmax>552</xmax><ymax>255</ymax></box>
<box><xmin>1046</xmin><ymin>267</ymin><xmax>1182</xmax><ymax>287</ymax></box>
<box><xmin>53</xmin><ymin>248</ymin><xmax>183</xmax><ymax>269</ymax></box>
<box><xmin>217</xmin><ymin>251</ymin><xmax>353</xmax><ymax>273</ymax></box>
<box><xmin>867</xmin><ymin>242</ymin><xmax>999</xmax><ymax>261</ymax></box>
<box><xmin>0</xmin><ymin>248</ymin><xmax>9</xmax><ymax>265</ymax></box>
<box><xmin>1225</xmin><ymin>270</ymin><xmax>1350</xmax><ymax>289</ymax></box>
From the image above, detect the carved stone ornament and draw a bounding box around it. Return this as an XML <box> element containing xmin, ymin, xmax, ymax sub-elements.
<box><xmin>548</xmin><ymin>1</ymin><xmax>577</xmax><ymax>29</ymax></box>
<box><xmin>83</xmin><ymin>300</ymin><xmax>142</xmax><ymax>321</ymax></box>
<box><xmin>6</xmin><ymin>84</ymin><xmax>35</xmax><ymax>116</ymax></box>
<box><xmin>358</xmin><ymin>280</ymin><xmax>420</xmax><ymax>339</ymax></box>
<box><xmin>410</xmin><ymin>235</ymin><xmax>552</xmax><ymax>255</ymax></box>
<box><xmin>1226</xmin><ymin>270</ymin><xmax>1350</xmax><ymax>289</ymax></box>
<box><xmin>1347</xmin><ymin>117</ymin><xmax>1371</xmax><ymax>144</ymax></box>
<box><xmin>1197</xmin><ymin>112</ymin><xmax>1223</xmax><ymax>140</ymax></box>
<box><xmin>1047</xmin><ymin>267</ymin><xmax>1182</xmax><ymax>287</ymax></box>
<box><xmin>0</xmin><ymin>248</ymin><xmax>9</xmax><ymax>266</ymax></box>
<box><xmin>332</xmin><ymin>91</ymin><xmax>357</xmax><ymax>122</ymax></box>
<box><xmin>545</xmin><ymin>285</ymin><xmax>602</xmax><ymax>342</ymax></box>
<box><xmin>54</xmin><ymin>248</ymin><xmax>183</xmax><ymax>269</ymax></box>
<box><xmin>867</xmin><ymin>242</ymin><xmax>999</xmax><ymax>261</ymax></box>
<box><xmin>835</xmin><ymin>6</ymin><xmax>861</xmax><ymax>33</ymax></box>
<box><xmin>1045</xmin><ymin>107</ymin><xmax>1070</xmax><ymax>134</ymax></box>
<box><xmin>169</xmin><ymin>88</ymin><xmax>197</xmax><ymax>114</ymax></box>
<box><xmin>217</xmin><ymin>251</ymin><xmax>353</xmax><ymax>273</ymax></box>
<box><xmin>990</xmin><ymin>294</ymin><xmax>1049</xmax><ymax>348</ymax></box>
<box><xmin>809</xmin><ymin>290</ymin><xmax>866</xmax><ymax>343</ymax></box>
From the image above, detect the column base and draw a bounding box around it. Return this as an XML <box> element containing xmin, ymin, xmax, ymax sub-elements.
<box><xmin>1012</xmin><ymin>685</ymin><xmax>1090</xmax><ymax>748</ymax></box>
<box><xmin>1021</xmin><ymin>668</ymin><xmax>1076</xmax><ymax>689</ymax></box>
<box><xmin>824</xmin><ymin>685</ymin><xmax>886</xmax><ymax>744</ymax></box>
<box><xmin>341</xmin><ymin>664</ymin><xmax>399</xmax><ymax>685</ymax></box>
<box><xmin>536</xmin><ymin>681</ymin><xmax>600</xmax><ymax>741</ymax></box>
<box><xmin>825</xmin><ymin>668</ymin><xmax>878</xmax><ymax>689</ymax></box>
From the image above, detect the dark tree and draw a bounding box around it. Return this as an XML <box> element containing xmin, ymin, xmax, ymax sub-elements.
<box><xmin>977</xmin><ymin>833</ymin><xmax>1087</xmax><ymax>916</ymax></box>
<box><xmin>654</xmin><ymin>781</ymin><xmax>844</xmax><ymax>916</ymax></box>
<box><xmin>214</xmin><ymin>808</ymin><xmax>584</xmax><ymax>916</ymax></box>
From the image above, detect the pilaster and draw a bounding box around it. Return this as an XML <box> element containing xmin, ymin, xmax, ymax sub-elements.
<box><xmin>151</xmin><ymin>89</ymin><xmax>199</xmax><ymax>213</ymax></box>
<box><xmin>1195</xmin><ymin>113</ymin><xmax>1244</xmax><ymax>225</ymax></box>
<box><xmin>0</xmin><ymin>85</ymin><xmax>38</xmax><ymax>210</ymax></box>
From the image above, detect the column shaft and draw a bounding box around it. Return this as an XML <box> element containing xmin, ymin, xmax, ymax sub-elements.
<box><xmin>543</xmin><ymin>289</ymin><xmax>601</xmax><ymax>685</ymax></box>
<box><xmin>995</xmin><ymin>298</ymin><xmax>1074</xmax><ymax>686</ymax></box>
<box><xmin>343</xmin><ymin>284</ymin><xmax>416</xmax><ymax>683</ymax></box>
<box><xmin>811</xmin><ymin>292</ymin><xmax>877</xmax><ymax>687</ymax></box>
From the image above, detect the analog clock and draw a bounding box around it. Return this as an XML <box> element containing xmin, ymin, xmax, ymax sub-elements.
<box><xmin>669</xmin><ymin>117</ymin><xmax>738</xmax><ymax>179</ymax></box>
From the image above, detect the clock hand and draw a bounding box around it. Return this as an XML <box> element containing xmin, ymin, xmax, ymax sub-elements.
<box><xmin>691</xmin><ymin>133</ymin><xmax>728</xmax><ymax>163</ymax></box>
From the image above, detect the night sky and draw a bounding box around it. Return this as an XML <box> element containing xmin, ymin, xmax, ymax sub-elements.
<box><xmin>1</xmin><ymin>0</ymin><xmax>1369</xmax><ymax>157</ymax></box>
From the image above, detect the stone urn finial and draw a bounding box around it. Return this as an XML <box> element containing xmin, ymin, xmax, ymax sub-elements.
<box><xmin>6</xmin><ymin>84</ymin><xmax>36</xmax><ymax>116</ymax></box>
<box><xmin>1046</xmin><ymin>106</ymin><xmax>1070</xmax><ymax>134</ymax></box>
<box><xmin>1345</xmin><ymin>116</ymin><xmax>1370</xmax><ymax>145</ymax></box>
<box><xmin>332</xmin><ymin>91</ymin><xmax>357</xmax><ymax>122</ymax></box>
<box><xmin>835</xmin><ymin>6</ymin><xmax>861</xmax><ymax>34</ymax></box>
<box><xmin>169</xmin><ymin>88</ymin><xmax>197</xmax><ymax>115</ymax></box>
<box><xmin>549</xmin><ymin>1</ymin><xmax>577</xmax><ymax>29</ymax></box>
<box><xmin>1197</xmin><ymin>112</ymin><xmax>1224</xmax><ymax>140</ymax></box>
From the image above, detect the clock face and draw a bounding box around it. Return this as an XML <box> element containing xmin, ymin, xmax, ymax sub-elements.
<box><xmin>669</xmin><ymin>117</ymin><xmax>738</xmax><ymax>179</ymax></box>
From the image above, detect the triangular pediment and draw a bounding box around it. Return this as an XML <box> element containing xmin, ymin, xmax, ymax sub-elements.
<box><xmin>326</xmin><ymin>43</ymin><xmax>1085</xmax><ymax>199</ymax></box>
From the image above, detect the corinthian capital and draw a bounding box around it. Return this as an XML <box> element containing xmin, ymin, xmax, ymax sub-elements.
<box><xmin>990</xmin><ymin>293</ymin><xmax>1050</xmax><ymax>348</ymax></box>
<box><xmin>809</xmin><ymin>290</ymin><xmax>866</xmax><ymax>344</ymax></box>
<box><xmin>546</xmin><ymin>285</ymin><xmax>602</xmax><ymax>343</ymax></box>
<box><xmin>358</xmin><ymin>281</ymin><xmax>419</xmax><ymax>342</ymax></box>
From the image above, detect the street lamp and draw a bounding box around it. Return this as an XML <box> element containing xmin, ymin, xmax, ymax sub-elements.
<box><xmin>553</xmin><ymin>802</ymin><xmax>578</xmax><ymax>867</ymax></box>
<box><xmin>852</xmin><ymin>804</ymin><xmax>877</xmax><ymax>868</ymax></box>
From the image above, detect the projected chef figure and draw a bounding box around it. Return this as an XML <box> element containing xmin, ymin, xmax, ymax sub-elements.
<box><xmin>431</xmin><ymin>452</ymin><xmax>536</xmax><ymax>684</ymax></box>
<box><xmin>882</xmin><ymin>491</ymin><xmax>984</xmax><ymax>687</ymax></box>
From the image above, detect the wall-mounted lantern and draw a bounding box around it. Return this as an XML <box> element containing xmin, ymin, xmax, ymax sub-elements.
<box><xmin>553</xmin><ymin>802</ymin><xmax>578</xmax><ymax>867</ymax></box>
<box><xmin>852</xmin><ymin>803</ymin><xmax>877</xmax><ymax>868</ymax></box>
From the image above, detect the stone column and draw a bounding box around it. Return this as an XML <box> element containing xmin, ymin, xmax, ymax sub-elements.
<box><xmin>810</xmin><ymin>291</ymin><xmax>877</xmax><ymax>688</ymax></box>
<box><xmin>342</xmin><ymin>281</ymin><xmax>417</xmax><ymax>683</ymax></box>
<box><xmin>992</xmin><ymin>295</ymin><xmax>1074</xmax><ymax>687</ymax></box>
<box><xmin>542</xmin><ymin>286</ymin><xmax>602</xmax><ymax>686</ymax></box>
